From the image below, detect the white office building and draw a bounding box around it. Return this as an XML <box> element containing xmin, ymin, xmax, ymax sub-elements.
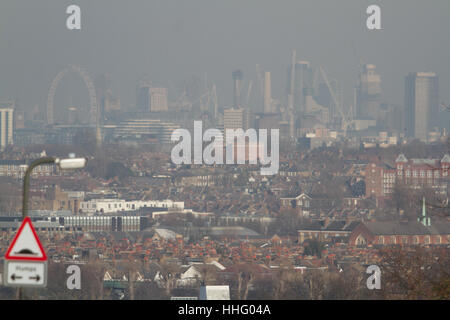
<box><xmin>79</xmin><ymin>199</ymin><xmax>184</xmax><ymax>214</ymax></box>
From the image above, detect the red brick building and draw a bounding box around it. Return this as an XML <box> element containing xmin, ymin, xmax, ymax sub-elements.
<box><xmin>349</xmin><ymin>220</ymin><xmax>450</xmax><ymax>247</ymax></box>
<box><xmin>297</xmin><ymin>218</ymin><xmax>360</xmax><ymax>244</ymax></box>
<box><xmin>365</xmin><ymin>154</ymin><xmax>450</xmax><ymax>199</ymax></box>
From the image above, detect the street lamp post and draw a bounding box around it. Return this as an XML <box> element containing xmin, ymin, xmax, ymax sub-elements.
<box><xmin>22</xmin><ymin>158</ymin><xmax>55</xmax><ymax>219</ymax></box>
<box><xmin>18</xmin><ymin>156</ymin><xmax>87</xmax><ymax>299</ymax></box>
<box><xmin>22</xmin><ymin>157</ymin><xmax>87</xmax><ymax>218</ymax></box>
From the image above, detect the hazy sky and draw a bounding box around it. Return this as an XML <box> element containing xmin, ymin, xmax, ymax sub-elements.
<box><xmin>1</xmin><ymin>0</ymin><xmax>449</xmax><ymax>112</ymax></box>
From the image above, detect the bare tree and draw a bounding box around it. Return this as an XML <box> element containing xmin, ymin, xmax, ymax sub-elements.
<box><xmin>379</xmin><ymin>246</ymin><xmax>450</xmax><ymax>299</ymax></box>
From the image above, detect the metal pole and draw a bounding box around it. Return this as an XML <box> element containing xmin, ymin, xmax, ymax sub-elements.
<box><xmin>18</xmin><ymin>157</ymin><xmax>55</xmax><ymax>299</ymax></box>
<box><xmin>22</xmin><ymin>157</ymin><xmax>55</xmax><ymax>219</ymax></box>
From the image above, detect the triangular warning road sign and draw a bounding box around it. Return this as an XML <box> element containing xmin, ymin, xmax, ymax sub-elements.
<box><xmin>5</xmin><ymin>217</ymin><xmax>47</xmax><ymax>261</ymax></box>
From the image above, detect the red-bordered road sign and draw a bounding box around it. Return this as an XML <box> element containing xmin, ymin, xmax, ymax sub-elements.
<box><xmin>5</xmin><ymin>217</ymin><xmax>47</xmax><ymax>261</ymax></box>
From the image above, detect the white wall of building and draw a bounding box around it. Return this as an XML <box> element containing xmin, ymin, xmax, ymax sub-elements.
<box><xmin>79</xmin><ymin>199</ymin><xmax>184</xmax><ymax>214</ymax></box>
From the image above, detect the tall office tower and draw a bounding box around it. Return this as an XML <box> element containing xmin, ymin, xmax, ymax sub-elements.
<box><xmin>287</xmin><ymin>50</ymin><xmax>296</xmax><ymax>110</ymax></box>
<box><xmin>14</xmin><ymin>110</ymin><xmax>25</xmax><ymax>130</ymax></box>
<box><xmin>150</xmin><ymin>88</ymin><xmax>169</xmax><ymax>112</ymax></box>
<box><xmin>405</xmin><ymin>72</ymin><xmax>439</xmax><ymax>141</ymax></box>
<box><xmin>316</xmin><ymin>82</ymin><xmax>334</xmax><ymax>117</ymax></box>
<box><xmin>136</xmin><ymin>80</ymin><xmax>151</xmax><ymax>112</ymax></box>
<box><xmin>263</xmin><ymin>72</ymin><xmax>272</xmax><ymax>113</ymax></box>
<box><xmin>286</xmin><ymin>60</ymin><xmax>313</xmax><ymax>114</ymax></box>
<box><xmin>224</xmin><ymin>107</ymin><xmax>253</xmax><ymax>158</ymax></box>
<box><xmin>356</xmin><ymin>64</ymin><xmax>382</xmax><ymax>121</ymax></box>
<box><xmin>0</xmin><ymin>106</ymin><xmax>14</xmax><ymax>151</ymax></box>
<box><xmin>287</xmin><ymin>50</ymin><xmax>297</xmax><ymax>139</ymax></box>
<box><xmin>224</xmin><ymin>108</ymin><xmax>250</xmax><ymax>131</ymax></box>
<box><xmin>232</xmin><ymin>70</ymin><xmax>243</xmax><ymax>108</ymax></box>
<box><xmin>386</xmin><ymin>104</ymin><xmax>403</xmax><ymax>133</ymax></box>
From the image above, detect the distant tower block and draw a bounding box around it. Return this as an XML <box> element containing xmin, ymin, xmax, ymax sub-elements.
<box><xmin>232</xmin><ymin>70</ymin><xmax>243</xmax><ymax>108</ymax></box>
<box><xmin>356</xmin><ymin>64</ymin><xmax>382</xmax><ymax>121</ymax></box>
<box><xmin>0</xmin><ymin>104</ymin><xmax>14</xmax><ymax>151</ymax></box>
<box><xmin>136</xmin><ymin>79</ymin><xmax>151</xmax><ymax>112</ymax></box>
<box><xmin>405</xmin><ymin>72</ymin><xmax>439</xmax><ymax>141</ymax></box>
<box><xmin>288</xmin><ymin>50</ymin><xmax>296</xmax><ymax>110</ymax></box>
<box><xmin>150</xmin><ymin>87</ymin><xmax>169</xmax><ymax>112</ymax></box>
<box><xmin>264</xmin><ymin>71</ymin><xmax>272</xmax><ymax>113</ymax></box>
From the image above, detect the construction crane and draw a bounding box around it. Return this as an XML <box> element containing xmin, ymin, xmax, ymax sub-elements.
<box><xmin>191</xmin><ymin>90</ymin><xmax>211</xmax><ymax>112</ymax></box>
<box><xmin>319</xmin><ymin>66</ymin><xmax>354</xmax><ymax>136</ymax></box>
<box><xmin>189</xmin><ymin>85</ymin><xmax>220</xmax><ymax>120</ymax></box>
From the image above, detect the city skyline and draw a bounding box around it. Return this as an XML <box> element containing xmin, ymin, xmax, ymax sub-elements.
<box><xmin>0</xmin><ymin>0</ymin><xmax>449</xmax><ymax>303</ymax></box>
<box><xmin>1</xmin><ymin>0</ymin><xmax>450</xmax><ymax>113</ymax></box>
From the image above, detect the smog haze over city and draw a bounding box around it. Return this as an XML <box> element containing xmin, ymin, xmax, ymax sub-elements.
<box><xmin>0</xmin><ymin>0</ymin><xmax>449</xmax><ymax>305</ymax></box>
<box><xmin>1</xmin><ymin>0</ymin><xmax>450</xmax><ymax>114</ymax></box>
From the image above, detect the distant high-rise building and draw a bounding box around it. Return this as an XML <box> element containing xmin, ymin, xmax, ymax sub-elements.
<box><xmin>405</xmin><ymin>72</ymin><xmax>439</xmax><ymax>141</ymax></box>
<box><xmin>150</xmin><ymin>88</ymin><xmax>168</xmax><ymax>112</ymax></box>
<box><xmin>224</xmin><ymin>108</ymin><xmax>250</xmax><ymax>131</ymax></box>
<box><xmin>14</xmin><ymin>110</ymin><xmax>25</xmax><ymax>130</ymax></box>
<box><xmin>113</xmin><ymin>118</ymin><xmax>179</xmax><ymax>144</ymax></box>
<box><xmin>356</xmin><ymin>64</ymin><xmax>382</xmax><ymax>121</ymax></box>
<box><xmin>136</xmin><ymin>80</ymin><xmax>151</xmax><ymax>112</ymax></box>
<box><xmin>0</xmin><ymin>106</ymin><xmax>14</xmax><ymax>150</ymax></box>
<box><xmin>232</xmin><ymin>70</ymin><xmax>243</xmax><ymax>108</ymax></box>
<box><xmin>286</xmin><ymin>60</ymin><xmax>313</xmax><ymax>114</ymax></box>
<box><xmin>254</xmin><ymin>113</ymin><xmax>280</xmax><ymax>132</ymax></box>
<box><xmin>386</xmin><ymin>104</ymin><xmax>404</xmax><ymax>133</ymax></box>
<box><xmin>263</xmin><ymin>72</ymin><xmax>272</xmax><ymax>113</ymax></box>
